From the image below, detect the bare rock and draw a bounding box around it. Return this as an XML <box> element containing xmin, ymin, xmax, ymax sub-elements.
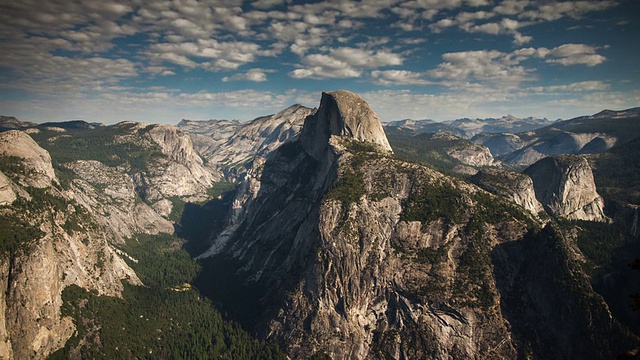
<box><xmin>0</xmin><ymin>131</ymin><xmax>56</xmax><ymax>188</ymax></box>
<box><xmin>301</xmin><ymin>90</ymin><xmax>392</xmax><ymax>160</ymax></box>
<box><xmin>524</xmin><ymin>155</ymin><xmax>607</xmax><ymax>221</ymax></box>
<box><xmin>471</xmin><ymin>168</ymin><xmax>544</xmax><ymax>216</ymax></box>
<box><xmin>0</xmin><ymin>171</ymin><xmax>16</xmax><ymax>205</ymax></box>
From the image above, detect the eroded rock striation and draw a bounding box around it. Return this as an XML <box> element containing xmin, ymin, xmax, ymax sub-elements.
<box><xmin>198</xmin><ymin>91</ymin><xmax>634</xmax><ymax>359</ymax></box>
<box><xmin>178</xmin><ymin>104</ymin><xmax>314</xmax><ymax>180</ymax></box>
<box><xmin>0</xmin><ymin>133</ymin><xmax>140</xmax><ymax>359</ymax></box>
<box><xmin>471</xmin><ymin>168</ymin><xmax>544</xmax><ymax>216</ymax></box>
<box><xmin>300</xmin><ymin>90</ymin><xmax>392</xmax><ymax>160</ymax></box>
<box><xmin>524</xmin><ymin>155</ymin><xmax>607</xmax><ymax>221</ymax></box>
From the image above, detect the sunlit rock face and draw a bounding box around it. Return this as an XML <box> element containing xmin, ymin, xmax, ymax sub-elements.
<box><xmin>178</xmin><ymin>104</ymin><xmax>314</xmax><ymax>181</ymax></box>
<box><xmin>470</xmin><ymin>168</ymin><xmax>544</xmax><ymax>216</ymax></box>
<box><xmin>524</xmin><ymin>154</ymin><xmax>607</xmax><ymax>222</ymax></box>
<box><xmin>300</xmin><ymin>90</ymin><xmax>392</xmax><ymax>160</ymax></box>
<box><xmin>197</xmin><ymin>91</ymin><xmax>633</xmax><ymax>360</ymax></box>
<box><xmin>0</xmin><ymin>131</ymin><xmax>140</xmax><ymax>360</ymax></box>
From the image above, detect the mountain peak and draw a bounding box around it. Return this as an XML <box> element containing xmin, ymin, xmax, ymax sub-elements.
<box><xmin>300</xmin><ymin>90</ymin><xmax>392</xmax><ymax>159</ymax></box>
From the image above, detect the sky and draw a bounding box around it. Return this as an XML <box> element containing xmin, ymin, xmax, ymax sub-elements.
<box><xmin>1</xmin><ymin>0</ymin><xmax>639</xmax><ymax>124</ymax></box>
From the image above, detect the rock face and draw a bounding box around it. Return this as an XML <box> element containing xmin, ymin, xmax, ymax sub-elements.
<box><xmin>65</xmin><ymin>160</ymin><xmax>173</xmax><ymax>242</ymax></box>
<box><xmin>470</xmin><ymin>169</ymin><xmax>544</xmax><ymax>216</ymax></box>
<box><xmin>0</xmin><ymin>172</ymin><xmax>16</xmax><ymax>205</ymax></box>
<box><xmin>524</xmin><ymin>155</ymin><xmax>607</xmax><ymax>221</ymax></box>
<box><xmin>0</xmin><ymin>131</ymin><xmax>56</xmax><ymax>188</ymax></box>
<box><xmin>140</xmin><ymin>123</ymin><xmax>216</xmax><ymax>203</ymax></box>
<box><xmin>432</xmin><ymin>133</ymin><xmax>494</xmax><ymax>168</ymax></box>
<box><xmin>493</xmin><ymin>107</ymin><xmax>640</xmax><ymax>167</ymax></box>
<box><xmin>0</xmin><ymin>123</ymin><xmax>221</xmax><ymax>359</ymax></box>
<box><xmin>198</xmin><ymin>91</ymin><xmax>634</xmax><ymax>359</ymax></box>
<box><xmin>301</xmin><ymin>91</ymin><xmax>392</xmax><ymax>160</ymax></box>
<box><xmin>471</xmin><ymin>132</ymin><xmax>526</xmax><ymax>157</ymax></box>
<box><xmin>0</xmin><ymin>133</ymin><xmax>140</xmax><ymax>359</ymax></box>
<box><xmin>178</xmin><ymin>104</ymin><xmax>313</xmax><ymax>180</ymax></box>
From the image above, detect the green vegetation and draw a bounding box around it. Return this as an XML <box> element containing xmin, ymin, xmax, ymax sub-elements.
<box><xmin>121</xmin><ymin>234</ymin><xmax>201</xmax><ymax>288</ymax></box>
<box><xmin>207</xmin><ymin>181</ymin><xmax>238</xmax><ymax>199</ymax></box>
<box><xmin>591</xmin><ymin>137</ymin><xmax>640</xmax><ymax>205</ymax></box>
<box><xmin>575</xmin><ymin>220</ymin><xmax>625</xmax><ymax>266</ymax></box>
<box><xmin>387</xmin><ymin>132</ymin><xmax>470</xmax><ymax>175</ymax></box>
<box><xmin>0</xmin><ymin>212</ymin><xmax>43</xmax><ymax>256</ymax></box>
<box><xmin>402</xmin><ymin>182</ymin><xmax>466</xmax><ymax>225</ymax></box>
<box><xmin>1</xmin><ymin>186</ymin><xmax>92</xmax><ymax>256</ymax></box>
<box><xmin>565</xmin><ymin>220</ymin><xmax>626</xmax><ymax>275</ymax></box>
<box><xmin>325</xmin><ymin>139</ymin><xmax>380</xmax><ymax>206</ymax></box>
<box><xmin>50</xmin><ymin>233</ymin><xmax>286</xmax><ymax>359</ymax></box>
<box><xmin>415</xmin><ymin>245</ymin><xmax>448</xmax><ymax>264</ymax></box>
<box><xmin>0</xmin><ymin>155</ymin><xmax>32</xmax><ymax>179</ymax></box>
<box><xmin>325</xmin><ymin>170</ymin><xmax>365</xmax><ymax>206</ymax></box>
<box><xmin>31</xmin><ymin>123</ymin><xmax>164</xmax><ymax>181</ymax></box>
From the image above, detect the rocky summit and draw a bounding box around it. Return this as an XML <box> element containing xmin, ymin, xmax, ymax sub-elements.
<box><xmin>196</xmin><ymin>91</ymin><xmax>637</xmax><ymax>359</ymax></box>
<box><xmin>0</xmin><ymin>91</ymin><xmax>638</xmax><ymax>360</ymax></box>
<box><xmin>301</xmin><ymin>90</ymin><xmax>392</xmax><ymax>160</ymax></box>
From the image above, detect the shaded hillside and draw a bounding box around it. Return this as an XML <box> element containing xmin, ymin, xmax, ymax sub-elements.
<box><xmin>195</xmin><ymin>91</ymin><xmax>639</xmax><ymax>359</ymax></box>
<box><xmin>386</xmin><ymin>131</ymin><xmax>497</xmax><ymax>175</ymax></box>
<box><xmin>495</xmin><ymin>107</ymin><xmax>640</xmax><ymax>167</ymax></box>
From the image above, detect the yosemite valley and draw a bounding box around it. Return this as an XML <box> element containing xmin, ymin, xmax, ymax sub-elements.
<box><xmin>0</xmin><ymin>91</ymin><xmax>639</xmax><ymax>359</ymax></box>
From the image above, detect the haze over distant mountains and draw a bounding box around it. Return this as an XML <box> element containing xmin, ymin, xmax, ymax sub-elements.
<box><xmin>0</xmin><ymin>95</ymin><xmax>639</xmax><ymax>359</ymax></box>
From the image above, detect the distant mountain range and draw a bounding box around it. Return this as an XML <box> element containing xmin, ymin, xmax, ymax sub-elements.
<box><xmin>384</xmin><ymin>107</ymin><xmax>640</xmax><ymax>168</ymax></box>
<box><xmin>0</xmin><ymin>99</ymin><xmax>639</xmax><ymax>359</ymax></box>
<box><xmin>384</xmin><ymin>114</ymin><xmax>556</xmax><ymax>139</ymax></box>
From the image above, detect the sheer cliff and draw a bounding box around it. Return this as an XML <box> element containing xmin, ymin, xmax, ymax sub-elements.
<box><xmin>197</xmin><ymin>91</ymin><xmax>637</xmax><ymax>359</ymax></box>
<box><xmin>178</xmin><ymin>104</ymin><xmax>314</xmax><ymax>180</ymax></box>
<box><xmin>0</xmin><ymin>131</ymin><xmax>140</xmax><ymax>359</ymax></box>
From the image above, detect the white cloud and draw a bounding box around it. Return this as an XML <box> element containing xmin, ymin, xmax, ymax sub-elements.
<box><xmin>251</xmin><ymin>0</ymin><xmax>285</xmax><ymax>10</ymax></box>
<box><xmin>530</xmin><ymin>81</ymin><xmax>610</xmax><ymax>92</ymax></box>
<box><xmin>428</xmin><ymin>49</ymin><xmax>531</xmax><ymax>85</ymax></box>
<box><xmin>290</xmin><ymin>47</ymin><xmax>403</xmax><ymax>79</ymax></box>
<box><xmin>147</xmin><ymin>39</ymin><xmax>264</xmax><ymax>71</ymax></box>
<box><xmin>543</xmin><ymin>43</ymin><xmax>607</xmax><ymax>67</ymax></box>
<box><xmin>289</xmin><ymin>53</ymin><xmax>362</xmax><ymax>79</ymax></box>
<box><xmin>521</xmin><ymin>1</ymin><xmax>619</xmax><ymax>21</ymax></box>
<box><xmin>222</xmin><ymin>69</ymin><xmax>274</xmax><ymax>82</ymax></box>
<box><xmin>330</xmin><ymin>47</ymin><xmax>403</xmax><ymax>67</ymax></box>
<box><xmin>371</xmin><ymin>70</ymin><xmax>433</xmax><ymax>85</ymax></box>
<box><xmin>493</xmin><ymin>0</ymin><xmax>531</xmax><ymax>15</ymax></box>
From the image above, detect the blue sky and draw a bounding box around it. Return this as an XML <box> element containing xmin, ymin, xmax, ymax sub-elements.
<box><xmin>0</xmin><ymin>0</ymin><xmax>638</xmax><ymax>124</ymax></box>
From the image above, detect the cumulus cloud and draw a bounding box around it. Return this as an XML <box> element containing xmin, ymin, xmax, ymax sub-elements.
<box><xmin>222</xmin><ymin>68</ymin><xmax>274</xmax><ymax>82</ymax></box>
<box><xmin>428</xmin><ymin>49</ymin><xmax>531</xmax><ymax>85</ymax></box>
<box><xmin>542</xmin><ymin>43</ymin><xmax>607</xmax><ymax>66</ymax></box>
<box><xmin>530</xmin><ymin>81</ymin><xmax>610</xmax><ymax>92</ymax></box>
<box><xmin>520</xmin><ymin>0</ymin><xmax>619</xmax><ymax>21</ymax></box>
<box><xmin>290</xmin><ymin>47</ymin><xmax>403</xmax><ymax>79</ymax></box>
<box><xmin>147</xmin><ymin>39</ymin><xmax>264</xmax><ymax>71</ymax></box>
<box><xmin>371</xmin><ymin>70</ymin><xmax>433</xmax><ymax>85</ymax></box>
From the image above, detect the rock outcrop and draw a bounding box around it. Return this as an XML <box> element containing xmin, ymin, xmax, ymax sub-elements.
<box><xmin>178</xmin><ymin>104</ymin><xmax>313</xmax><ymax>180</ymax></box>
<box><xmin>494</xmin><ymin>107</ymin><xmax>640</xmax><ymax>167</ymax></box>
<box><xmin>0</xmin><ymin>171</ymin><xmax>16</xmax><ymax>205</ymax></box>
<box><xmin>301</xmin><ymin>91</ymin><xmax>392</xmax><ymax>160</ymax></box>
<box><xmin>197</xmin><ymin>91</ymin><xmax>634</xmax><ymax>359</ymax></box>
<box><xmin>524</xmin><ymin>155</ymin><xmax>607</xmax><ymax>221</ymax></box>
<box><xmin>0</xmin><ymin>131</ymin><xmax>56</xmax><ymax>188</ymax></box>
<box><xmin>471</xmin><ymin>168</ymin><xmax>544</xmax><ymax>216</ymax></box>
<box><xmin>471</xmin><ymin>132</ymin><xmax>526</xmax><ymax>157</ymax></box>
<box><xmin>0</xmin><ymin>133</ymin><xmax>140</xmax><ymax>359</ymax></box>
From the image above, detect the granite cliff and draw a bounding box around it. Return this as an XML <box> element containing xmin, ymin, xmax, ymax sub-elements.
<box><xmin>0</xmin><ymin>131</ymin><xmax>140</xmax><ymax>359</ymax></box>
<box><xmin>178</xmin><ymin>104</ymin><xmax>314</xmax><ymax>180</ymax></box>
<box><xmin>197</xmin><ymin>90</ymin><xmax>636</xmax><ymax>359</ymax></box>
<box><xmin>524</xmin><ymin>155</ymin><xmax>607</xmax><ymax>222</ymax></box>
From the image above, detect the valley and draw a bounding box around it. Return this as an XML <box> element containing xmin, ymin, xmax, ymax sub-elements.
<box><xmin>0</xmin><ymin>91</ymin><xmax>639</xmax><ymax>359</ymax></box>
